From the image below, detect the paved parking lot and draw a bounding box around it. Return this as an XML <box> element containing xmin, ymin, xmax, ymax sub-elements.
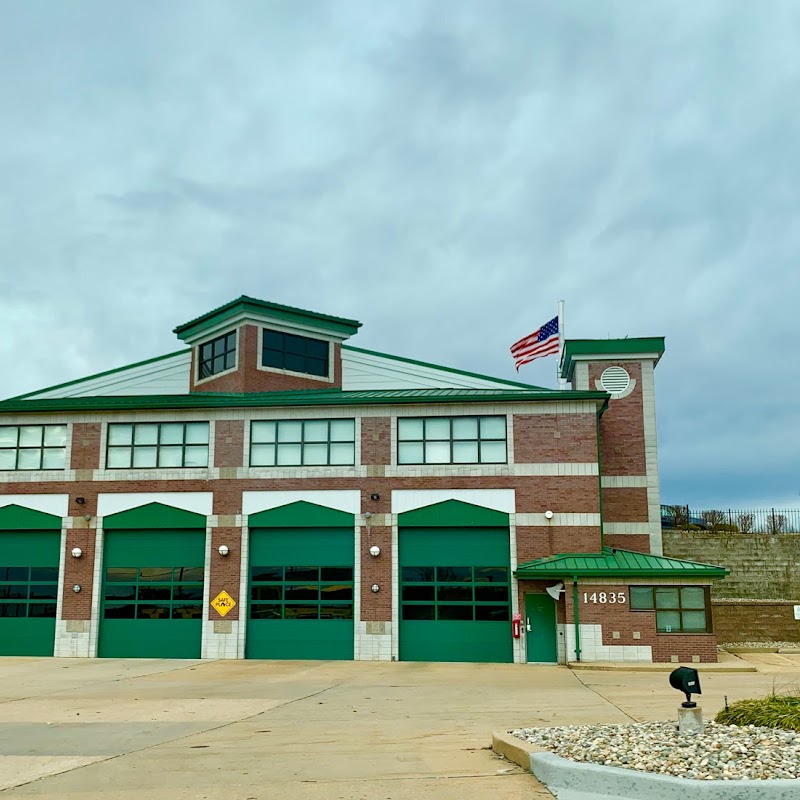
<box><xmin>0</xmin><ymin>655</ymin><xmax>795</xmax><ymax>799</ymax></box>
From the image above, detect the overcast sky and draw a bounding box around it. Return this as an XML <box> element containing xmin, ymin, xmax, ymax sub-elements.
<box><xmin>1</xmin><ymin>2</ymin><xmax>798</xmax><ymax>509</ymax></box>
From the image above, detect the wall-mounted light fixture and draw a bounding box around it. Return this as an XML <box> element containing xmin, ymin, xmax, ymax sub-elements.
<box><xmin>84</xmin><ymin>514</ymin><xmax>92</xmax><ymax>522</ymax></box>
<box><xmin>371</xmin><ymin>584</ymin><xmax>380</xmax><ymax>593</ymax></box>
<box><xmin>72</xmin><ymin>584</ymin><xmax>81</xmax><ymax>593</ymax></box>
<box><xmin>71</xmin><ymin>547</ymin><xmax>82</xmax><ymax>558</ymax></box>
<box><xmin>218</xmin><ymin>545</ymin><xmax>230</xmax><ymax>557</ymax></box>
<box><xmin>544</xmin><ymin>510</ymin><xmax>554</xmax><ymax>520</ymax></box>
<box><xmin>369</xmin><ymin>546</ymin><xmax>381</xmax><ymax>557</ymax></box>
<box><xmin>75</xmin><ymin>497</ymin><xmax>86</xmax><ymax>505</ymax></box>
<box><xmin>370</xmin><ymin>493</ymin><xmax>380</xmax><ymax>501</ymax></box>
<box><xmin>364</xmin><ymin>511</ymin><xmax>373</xmax><ymax>519</ymax></box>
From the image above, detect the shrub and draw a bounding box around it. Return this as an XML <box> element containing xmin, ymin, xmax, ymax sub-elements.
<box><xmin>715</xmin><ymin>695</ymin><xmax>800</xmax><ymax>732</ymax></box>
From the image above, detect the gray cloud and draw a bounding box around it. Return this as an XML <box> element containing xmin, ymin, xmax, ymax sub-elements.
<box><xmin>0</xmin><ymin>0</ymin><xmax>798</xmax><ymax>507</ymax></box>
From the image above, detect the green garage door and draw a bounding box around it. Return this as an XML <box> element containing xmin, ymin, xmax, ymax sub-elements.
<box><xmin>0</xmin><ymin>528</ymin><xmax>60</xmax><ymax>657</ymax></box>
<box><xmin>247</xmin><ymin>502</ymin><xmax>354</xmax><ymax>660</ymax></box>
<box><xmin>399</xmin><ymin>501</ymin><xmax>512</xmax><ymax>663</ymax></box>
<box><xmin>99</xmin><ymin>505</ymin><xmax>207</xmax><ymax>659</ymax></box>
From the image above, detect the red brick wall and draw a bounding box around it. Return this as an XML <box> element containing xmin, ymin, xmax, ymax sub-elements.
<box><xmin>604</xmin><ymin>534</ymin><xmax>650</xmax><ymax>553</ymax></box>
<box><xmin>516</xmin><ymin>476</ymin><xmax>600</xmax><ymax>514</ymax></box>
<box><xmin>602</xmin><ymin>487</ymin><xmax>649</xmax><ymax>521</ymax></box>
<box><xmin>513</xmin><ymin>413</ymin><xmax>598</xmax><ymax>463</ymax></box>
<box><xmin>209</xmin><ymin>526</ymin><xmax>241</xmax><ymax>621</ymax></box>
<box><xmin>62</xmin><ymin>524</ymin><xmax>96</xmax><ymax>620</ymax></box>
<box><xmin>361</xmin><ymin>417</ymin><xmax>391</xmax><ymax>465</ymax></box>
<box><xmin>517</xmin><ymin>525</ymin><xmax>601</xmax><ymax>560</ymax></box>
<box><xmin>189</xmin><ymin>325</ymin><xmax>342</xmax><ymax>393</ymax></box>
<box><xmin>590</xmin><ymin>361</ymin><xmax>646</xmax><ymax>476</ymax></box>
<box><xmin>565</xmin><ymin>582</ymin><xmax>718</xmax><ymax>662</ymax></box>
<box><xmin>360</xmin><ymin>525</ymin><xmax>391</xmax><ymax>621</ymax></box>
<box><xmin>214</xmin><ymin>420</ymin><xmax>244</xmax><ymax>468</ymax></box>
<box><xmin>70</xmin><ymin>423</ymin><xmax>101</xmax><ymax>471</ymax></box>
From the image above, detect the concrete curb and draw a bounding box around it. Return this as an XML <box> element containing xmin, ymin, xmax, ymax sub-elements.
<box><xmin>567</xmin><ymin>661</ymin><xmax>757</xmax><ymax>673</ymax></box>
<box><xmin>492</xmin><ymin>731</ymin><xmax>799</xmax><ymax>800</ymax></box>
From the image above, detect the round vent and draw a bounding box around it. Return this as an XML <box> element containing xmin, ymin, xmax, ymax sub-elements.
<box><xmin>600</xmin><ymin>366</ymin><xmax>630</xmax><ymax>394</ymax></box>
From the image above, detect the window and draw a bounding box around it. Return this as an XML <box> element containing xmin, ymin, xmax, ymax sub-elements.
<box><xmin>249</xmin><ymin>566</ymin><xmax>354</xmax><ymax>620</ymax></box>
<box><xmin>0</xmin><ymin>425</ymin><xmax>68</xmax><ymax>470</ymax></box>
<box><xmin>0</xmin><ymin>567</ymin><xmax>58</xmax><ymax>618</ymax></box>
<box><xmin>107</xmin><ymin>423</ymin><xmax>209</xmax><ymax>469</ymax></box>
<box><xmin>103</xmin><ymin>567</ymin><xmax>204</xmax><ymax>619</ymax></box>
<box><xmin>261</xmin><ymin>329</ymin><xmax>329</xmax><ymax>378</ymax></box>
<box><xmin>397</xmin><ymin>416</ymin><xmax>506</xmax><ymax>465</ymax></box>
<box><xmin>629</xmin><ymin>585</ymin><xmax>710</xmax><ymax>633</ymax></box>
<box><xmin>401</xmin><ymin>566</ymin><xmax>510</xmax><ymax>622</ymax></box>
<box><xmin>250</xmin><ymin>419</ymin><xmax>355</xmax><ymax>466</ymax></box>
<box><xmin>198</xmin><ymin>331</ymin><xmax>237</xmax><ymax>380</ymax></box>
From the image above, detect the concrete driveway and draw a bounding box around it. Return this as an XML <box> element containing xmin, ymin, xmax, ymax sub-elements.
<box><xmin>0</xmin><ymin>656</ymin><xmax>793</xmax><ymax>799</ymax></box>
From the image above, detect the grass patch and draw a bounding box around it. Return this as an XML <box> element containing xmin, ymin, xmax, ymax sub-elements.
<box><xmin>715</xmin><ymin>695</ymin><xmax>800</xmax><ymax>731</ymax></box>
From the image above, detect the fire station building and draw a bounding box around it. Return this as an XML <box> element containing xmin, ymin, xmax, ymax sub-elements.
<box><xmin>0</xmin><ymin>296</ymin><xmax>727</xmax><ymax>664</ymax></box>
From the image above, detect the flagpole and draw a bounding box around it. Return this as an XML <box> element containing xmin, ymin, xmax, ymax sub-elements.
<box><xmin>557</xmin><ymin>300</ymin><xmax>566</xmax><ymax>390</ymax></box>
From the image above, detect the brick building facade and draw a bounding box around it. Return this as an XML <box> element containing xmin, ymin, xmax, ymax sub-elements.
<box><xmin>0</xmin><ymin>296</ymin><xmax>727</xmax><ymax>663</ymax></box>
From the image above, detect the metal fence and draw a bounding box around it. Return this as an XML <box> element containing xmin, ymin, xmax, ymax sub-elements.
<box><xmin>661</xmin><ymin>505</ymin><xmax>800</xmax><ymax>534</ymax></box>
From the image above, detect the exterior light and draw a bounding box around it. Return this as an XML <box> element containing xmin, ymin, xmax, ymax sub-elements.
<box><xmin>544</xmin><ymin>510</ymin><xmax>554</xmax><ymax>520</ymax></box>
<box><xmin>84</xmin><ymin>514</ymin><xmax>92</xmax><ymax>522</ymax></box>
<box><xmin>72</xmin><ymin>584</ymin><xmax>81</xmax><ymax>593</ymax></box>
<box><xmin>75</xmin><ymin>497</ymin><xmax>86</xmax><ymax>505</ymax></box>
<box><xmin>370</xmin><ymin>493</ymin><xmax>380</xmax><ymax>501</ymax></box>
<box><xmin>218</xmin><ymin>545</ymin><xmax>230</xmax><ymax>556</ymax></box>
<box><xmin>71</xmin><ymin>548</ymin><xmax>82</xmax><ymax>558</ymax></box>
<box><xmin>371</xmin><ymin>584</ymin><xmax>380</xmax><ymax>593</ymax></box>
<box><xmin>369</xmin><ymin>546</ymin><xmax>381</xmax><ymax>557</ymax></box>
<box><xmin>364</xmin><ymin>511</ymin><xmax>373</xmax><ymax>519</ymax></box>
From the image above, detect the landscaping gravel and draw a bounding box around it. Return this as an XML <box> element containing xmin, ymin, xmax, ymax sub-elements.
<box><xmin>721</xmin><ymin>641</ymin><xmax>800</xmax><ymax>649</ymax></box>
<box><xmin>512</xmin><ymin>721</ymin><xmax>800</xmax><ymax>781</ymax></box>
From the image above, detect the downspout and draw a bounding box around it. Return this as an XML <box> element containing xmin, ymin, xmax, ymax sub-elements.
<box><xmin>572</xmin><ymin>576</ymin><xmax>581</xmax><ymax>662</ymax></box>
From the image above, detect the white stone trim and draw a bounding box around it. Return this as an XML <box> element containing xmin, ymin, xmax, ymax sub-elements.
<box><xmin>573</xmin><ymin>362</ymin><xmax>590</xmax><ymax>391</ymax></box>
<box><xmin>0</xmin><ymin>493</ymin><xmax>70</xmax><ymax>517</ymax></box>
<box><xmin>386</xmin><ymin>462</ymin><xmax>598</xmax><ymax>478</ymax></box>
<box><xmin>603</xmin><ymin>523</ymin><xmax>651</xmax><ymax>535</ymax></box>
<box><xmin>391</xmin><ymin>489</ymin><xmax>515</xmax><ymax>515</ymax></box>
<box><xmin>640</xmin><ymin>360</ymin><xmax>663</xmax><ymax>556</ymax></box>
<box><xmin>242</xmin><ymin>490</ymin><xmax>361</xmax><ymax>516</ymax></box>
<box><xmin>237</xmin><ymin>519</ymin><xmax>251</xmax><ymax>658</ymax></box>
<box><xmin>601</xmin><ymin>475</ymin><xmax>648</xmax><ymax>488</ymax></box>
<box><xmin>88</xmin><ymin>525</ymin><xmax>104</xmax><ymax>657</ymax></box>
<box><xmin>96</xmin><ymin>491</ymin><xmax>214</xmax><ymax>517</ymax></box>
<box><xmin>564</xmin><ymin>623</ymin><xmax>653</xmax><ymax>663</ymax></box>
<box><xmin>510</xmin><ymin>517</ymin><xmax>523</xmax><ymax>664</ymax></box>
<box><xmin>391</xmin><ymin>514</ymin><xmax>399</xmax><ymax>662</ymax></box>
<box><xmin>516</xmin><ymin>513</ymin><xmax>601</xmax><ymax>527</ymax></box>
<box><xmin>0</xmin><ymin>470</ymin><xmax>78</xmax><ymax>483</ymax></box>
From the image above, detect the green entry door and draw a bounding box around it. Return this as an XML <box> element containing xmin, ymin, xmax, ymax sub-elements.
<box><xmin>98</xmin><ymin>530</ymin><xmax>205</xmax><ymax>658</ymax></box>
<box><xmin>247</xmin><ymin>528</ymin><xmax>354</xmax><ymax>660</ymax></box>
<box><xmin>0</xmin><ymin>531</ymin><xmax>60</xmax><ymax>656</ymax></box>
<box><xmin>525</xmin><ymin>593</ymin><xmax>558</xmax><ymax>663</ymax></box>
<box><xmin>399</xmin><ymin>527</ymin><xmax>512</xmax><ymax>663</ymax></box>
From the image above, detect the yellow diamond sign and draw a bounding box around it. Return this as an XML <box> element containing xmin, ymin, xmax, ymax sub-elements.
<box><xmin>211</xmin><ymin>590</ymin><xmax>236</xmax><ymax>617</ymax></box>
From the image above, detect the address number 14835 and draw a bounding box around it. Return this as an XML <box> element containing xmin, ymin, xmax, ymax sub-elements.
<box><xmin>582</xmin><ymin>592</ymin><xmax>626</xmax><ymax>604</ymax></box>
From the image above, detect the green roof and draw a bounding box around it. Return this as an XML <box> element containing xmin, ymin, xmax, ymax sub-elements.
<box><xmin>561</xmin><ymin>338</ymin><xmax>665</xmax><ymax>381</ymax></box>
<box><xmin>0</xmin><ymin>388</ymin><xmax>609</xmax><ymax>415</ymax></box>
<box><xmin>173</xmin><ymin>296</ymin><xmax>362</xmax><ymax>341</ymax></box>
<box><xmin>515</xmin><ymin>547</ymin><xmax>728</xmax><ymax>580</ymax></box>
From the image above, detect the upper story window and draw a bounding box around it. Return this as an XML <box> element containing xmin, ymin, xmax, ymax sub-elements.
<box><xmin>0</xmin><ymin>425</ymin><xmax>68</xmax><ymax>470</ymax></box>
<box><xmin>261</xmin><ymin>330</ymin><xmax>329</xmax><ymax>378</ymax></box>
<box><xmin>250</xmin><ymin>419</ymin><xmax>355</xmax><ymax>466</ymax></box>
<box><xmin>198</xmin><ymin>331</ymin><xmax>237</xmax><ymax>380</ymax></box>
<box><xmin>107</xmin><ymin>423</ymin><xmax>209</xmax><ymax>469</ymax></box>
<box><xmin>397</xmin><ymin>416</ymin><xmax>507</xmax><ymax>465</ymax></box>
<box><xmin>629</xmin><ymin>586</ymin><xmax>710</xmax><ymax>633</ymax></box>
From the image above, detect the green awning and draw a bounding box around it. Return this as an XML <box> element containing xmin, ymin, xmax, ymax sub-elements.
<box><xmin>515</xmin><ymin>547</ymin><xmax>728</xmax><ymax>580</ymax></box>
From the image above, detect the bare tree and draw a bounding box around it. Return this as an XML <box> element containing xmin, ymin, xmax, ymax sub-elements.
<box><xmin>737</xmin><ymin>513</ymin><xmax>755</xmax><ymax>534</ymax></box>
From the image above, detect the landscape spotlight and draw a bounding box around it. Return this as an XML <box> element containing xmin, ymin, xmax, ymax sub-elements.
<box><xmin>669</xmin><ymin>666</ymin><xmax>702</xmax><ymax>709</ymax></box>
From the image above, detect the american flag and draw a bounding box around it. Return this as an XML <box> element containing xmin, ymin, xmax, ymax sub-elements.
<box><xmin>510</xmin><ymin>316</ymin><xmax>560</xmax><ymax>370</ymax></box>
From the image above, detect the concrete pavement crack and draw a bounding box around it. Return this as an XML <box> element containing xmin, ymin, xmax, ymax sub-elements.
<box><xmin>569</xmin><ymin>668</ymin><xmax>637</xmax><ymax>722</ymax></box>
